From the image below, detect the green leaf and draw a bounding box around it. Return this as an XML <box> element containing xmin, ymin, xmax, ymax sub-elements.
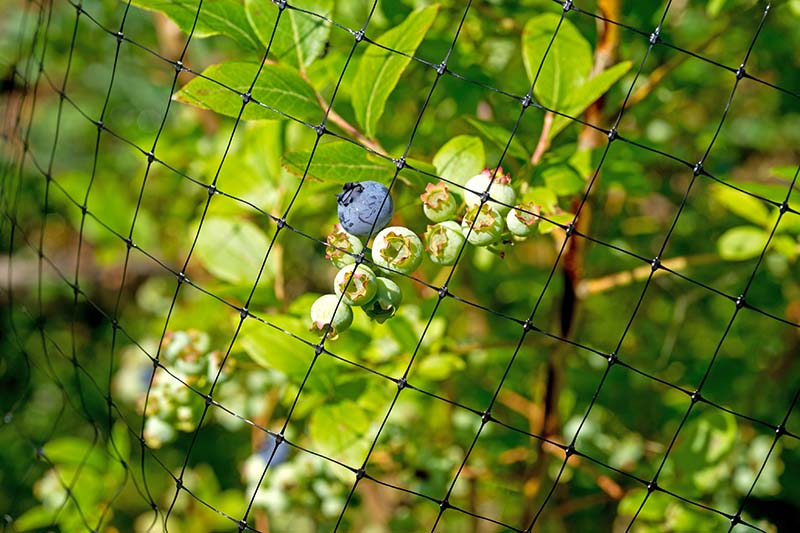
<box><xmin>309</xmin><ymin>400</ymin><xmax>371</xmax><ymax>464</ymax></box>
<box><xmin>465</xmin><ymin>117</ymin><xmax>529</xmax><ymax>160</ymax></box>
<box><xmin>707</xmin><ymin>0</ymin><xmax>732</xmax><ymax>16</ymax></box>
<box><xmin>539</xmin><ymin>211</ymin><xmax>573</xmax><ymax>234</ymax></box>
<box><xmin>44</xmin><ymin>437</ymin><xmax>106</xmax><ymax>471</ymax></box>
<box><xmin>522</xmin><ymin>13</ymin><xmax>592</xmax><ymax>110</ymax></box>
<box><xmin>174</xmin><ymin>62</ymin><xmax>320</xmax><ymax>122</ymax></box>
<box><xmin>542</xmin><ymin>166</ymin><xmax>584</xmax><ymax>196</ymax></box>
<box><xmin>352</xmin><ymin>5</ymin><xmax>439</xmax><ymax>138</ymax></box>
<box><xmin>549</xmin><ymin>61</ymin><xmax>632</xmax><ymax>139</ymax></box>
<box><xmin>433</xmin><ymin>135</ymin><xmax>485</xmax><ymax>186</ymax></box>
<box><xmin>417</xmin><ymin>353</ymin><xmax>465</xmax><ymax>381</ymax></box>
<box><xmin>13</xmin><ymin>506</ymin><xmax>56</xmax><ymax>532</ymax></box>
<box><xmin>193</xmin><ymin>216</ymin><xmax>273</xmax><ymax>285</ymax></box>
<box><xmin>524</xmin><ymin>186</ymin><xmax>558</xmax><ymax>213</ymax></box>
<box><xmin>244</xmin><ymin>0</ymin><xmax>333</xmax><ymax>68</ymax></box>
<box><xmin>131</xmin><ymin>0</ymin><xmax>261</xmax><ymax>51</ymax></box>
<box><xmin>711</xmin><ymin>184</ymin><xmax>771</xmax><ymax>227</ymax></box>
<box><xmin>237</xmin><ymin>314</ymin><xmax>323</xmax><ymax>387</ymax></box>
<box><xmin>283</xmin><ymin>141</ymin><xmax>396</xmax><ymax>183</ymax></box>
<box><xmin>717</xmin><ymin>226</ymin><xmax>768</xmax><ymax>261</ymax></box>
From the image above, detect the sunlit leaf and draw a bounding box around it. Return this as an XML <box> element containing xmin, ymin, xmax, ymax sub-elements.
<box><xmin>433</xmin><ymin>135</ymin><xmax>485</xmax><ymax>186</ymax></box>
<box><xmin>245</xmin><ymin>0</ymin><xmax>333</xmax><ymax>68</ymax></box>
<box><xmin>193</xmin><ymin>216</ymin><xmax>273</xmax><ymax>285</ymax></box>
<box><xmin>522</xmin><ymin>13</ymin><xmax>592</xmax><ymax>110</ymax></box>
<box><xmin>352</xmin><ymin>5</ymin><xmax>439</xmax><ymax>138</ymax></box>
<box><xmin>131</xmin><ymin>0</ymin><xmax>261</xmax><ymax>51</ymax></box>
<box><xmin>465</xmin><ymin>116</ymin><xmax>529</xmax><ymax>160</ymax></box>
<box><xmin>717</xmin><ymin>225</ymin><xmax>768</xmax><ymax>260</ymax></box>
<box><xmin>175</xmin><ymin>62</ymin><xmax>321</xmax><ymax>122</ymax></box>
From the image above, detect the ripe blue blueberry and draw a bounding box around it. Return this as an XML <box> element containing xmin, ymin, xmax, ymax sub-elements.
<box><xmin>337</xmin><ymin>181</ymin><xmax>394</xmax><ymax>237</ymax></box>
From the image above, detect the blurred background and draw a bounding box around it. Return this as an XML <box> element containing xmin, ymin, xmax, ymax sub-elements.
<box><xmin>1</xmin><ymin>0</ymin><xmax>799</xmax><ymax>531</ymax></box>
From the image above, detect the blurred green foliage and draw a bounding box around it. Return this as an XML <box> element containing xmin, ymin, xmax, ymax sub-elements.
<box><xmin>1</xmin><ymin>0</ymin><xmax>800</xmax><ymax>531</ymax></box>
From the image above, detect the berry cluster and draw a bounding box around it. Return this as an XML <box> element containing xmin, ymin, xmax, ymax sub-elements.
<box><xmin>310</xmin><ymin>171</ymin><xmax>543</xmax><ymax>337</ymax></box>
<box><xmin>139</xmin><ymin>330</ymin><xmax>231</xmax><ymax>448</ymax></box>
<box><xmin>423</xmin><ymin>168</ymin><xmax>541</xmax><ymax>264</ymax></box>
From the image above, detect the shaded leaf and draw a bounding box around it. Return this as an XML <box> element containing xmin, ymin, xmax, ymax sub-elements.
<box><xmin>352</xmin><ymin>5</ymin><xmax>439</xmax><ymax>138</ymax></box>
<box><xmin>131</xmin><ymin>0</ymin><xmax>261</xmax><ymax>51</ymax></box>
<box><xmin>433</xmin><ymin>135</ymin><xmax>485</xmax><ymax>186</ymax></box>
<box><xmin>175</xmin><ymin>62</ymin><xmax>320</xmax><ymax>122</ymax></box>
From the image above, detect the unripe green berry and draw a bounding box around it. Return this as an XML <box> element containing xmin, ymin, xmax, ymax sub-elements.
<box><xmin>333</xmin><ymin>264</ymin><xmax>378</xmax><ymax>306</ymax></box>
<box><xmin>463</xmin><ymin>168</ymin><xmax>516</xmax><ymax>216</ymax></box>
<box><xmin>420</xmin><ymin>182</ymin><xmax>458</xmax><ymax>222</ymax></box>
<box><xmin>506</xmin><ymin>203</ymin><xmax>541</xmax><ymax>237</ymax></box>
<box><xmin>424</xmin><ymin>221</ymin><xmax>465</xmax><ymax>266</ymax></box>
<box><xmin>325</xmin><ymin>224</ymin><xmax>364</xmax><ymax>268</ymax></box>
<box><xmin>363</xmin><ymin>277</ymin><xmax>402</xmax><ymax>323</ymax></box>
<box><xmin>310</xmin><ymin>294</ymin><xmax>353</xmax><ymax>339</ymax></box>
<box><xmin>462</xmin><ymin>203</ymin><xmax>505</xmax><ymax>246</ymax></box>
<box><xmin>371</xmin><ymin>226</ymin><xmax>424</xmax><ymax>274</ymax></box>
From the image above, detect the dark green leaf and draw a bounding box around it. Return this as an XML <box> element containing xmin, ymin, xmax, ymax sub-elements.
<box><xmin>174</xmin><ymin>62</ymin><xmax>321</xmax><ymax>122</ymax></box>
<box><xmin>352</xmin><ymin>5</ymin><xmax>439</xmax><ymax>138</ymax></box>
<box><xmin>245</xmin><ymin>0</ymin><xmax>333</xmax><ymax>68</ymax></box>
<box><xmin>131</xmin><ymin>0</ymin><xmax>261</xmax><ymax>51</ymax></box>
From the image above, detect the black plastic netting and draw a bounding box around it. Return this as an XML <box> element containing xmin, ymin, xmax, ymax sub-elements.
<box><xmin>2</xmin><ymin>0</ymin><xmax>800</xmax><ymax>531</ymax></box>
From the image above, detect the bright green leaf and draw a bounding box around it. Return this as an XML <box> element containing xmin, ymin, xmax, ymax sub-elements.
<box><xmin>542</xmin><ymin>166</ymin><xmax>584</xmax><ymax>196</ymax></box>
<box><xmin>711</xmin><ymin>184</ymin><xmax>771</xmax><ymax>226</ymax></box>
<box><xmin>245</xmin><ymin>0</ymin><xmax>333</xmax><ymax>68</ymax></box>
<box><xmin>193</xmin><ymin>216</ymin><xmax>273</xmax><ymax>285</ymax></box>
<box><xmin>309</xmin><ymin>400</ymin><xmax>371</xmax><ymax>464</ymax></box>
<box><xmin>352</xmin><ymin>5</ymin><xmax>439</xmax><ymax>138</ymax></box>
<box><xmin>237</xmin><ymin>314</ymin><xmax>320</xmax><ymax>384</ymax></box>
<box><xmin>417</xmin><ymin>353</ymin><xmax>465</xmax><ymax>381</ymax></box>
<box><xmin>549</xmin><ymin>61</ymin><xmax>632</xmax><ymax>139</ymax></box>
<box><xmin>707</xmin><ymin>0</ymin><xmax>732</xmax><ymax>16</ymax></box>
<box><xmin>13</xmin><ymin>506</ymin><xmax>57</xmax><ymax>532</ymax></box>
<box><xmin>465</xmin><ymin>117</ymin><xmax>529</xmax><ymax>160</ymax></box>
<box><xmin>524</xmin><ymin>186</ymin><xmax>559</xmax><ymax>213</ymax></box>
<box><xmin>717</xmin><ymin>225</ymin><xmax>768</xmax><ymax>260</ymax></box>
<box><xmin>44</xmin><ymin>437</ymin><xmax>106</xmax><ymax>471</ymax></box>
<box><xmin>174</xmin><ymin>62</ymin><xmax>321</xmax><ymax>122</ymax></box>
<box><xmin>433</xmin><ymin>135</ymin><xmax>485</xmax><ymax>186</ymax></box>
<box><xmin>131</xmin><ymin>0</ymin><xmax>261</xmax><ymax>51</ymax></box>
<box><xmin>539</xmin><ymin>211</ymin><xmax>573</xmax><ymax>234</ymax></box>
<box><xmin>522</xmin><ymin>13</ymin><xmax>592</xmax><ymax>110</ymax></box>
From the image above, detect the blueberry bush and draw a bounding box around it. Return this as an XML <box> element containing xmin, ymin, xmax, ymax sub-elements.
<box><xmin>2</xmin><ymin>0</ymin><xmax>800</xmax><ymax>531</ymax></box>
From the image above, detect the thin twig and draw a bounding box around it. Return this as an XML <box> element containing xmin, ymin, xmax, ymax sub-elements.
<box><xmin>576</xmin><ymin>253</ymin><xmax>719</xmax><ymax>297</ymax></box>
<box><xmin>531</xmin><ymin>111</ymin><xmax>554</xmax><ymax>165</ymax></box>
